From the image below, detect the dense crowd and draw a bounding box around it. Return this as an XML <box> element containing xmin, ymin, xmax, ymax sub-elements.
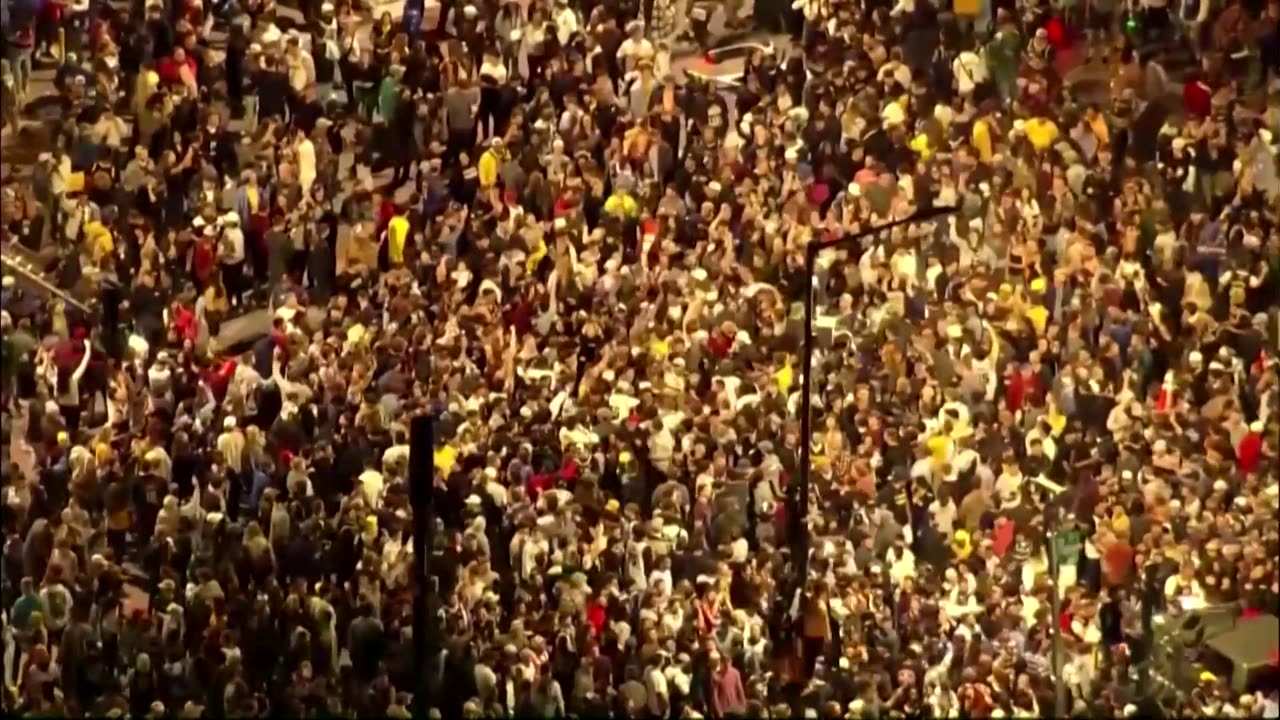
<box><xmin>2</xmin><ymin>0</ymin><xmax>1280</xmax><ymax>715</ymax></box>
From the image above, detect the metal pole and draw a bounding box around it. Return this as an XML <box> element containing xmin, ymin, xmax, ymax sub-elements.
<box><xmin>1047</xmin><ymin>505</ymin><xmax>1067</xmax><ymax>718</ymax></box>
<box><xmin>0</xmin><ymin>253</ymin><xmax>94</xmax><ymax>315</ymax></box>
<box><xmin>793</xmin><ymin>244</ymin><xmax>818</xmax><ymax>589</ymax></box>
<box><xmin>1138</xmin><ymin>562</ymin><xmax>1155</xmax><ymax>699</ymax></box>
<box><xmin>791</xmin><ymin>206</ymin><xmax>958</xmax><ymax>599</ymax></box>
<box><xmin>409</xmin><ymin>414</ymin><xmax>436</xmax><ymax>718</ymax></box>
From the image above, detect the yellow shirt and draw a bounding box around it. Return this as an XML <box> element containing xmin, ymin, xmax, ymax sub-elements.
<box><xmin>775</xmin><ymin>361</ymin><xmax>794</xmax><ymax>394</ymax></box>
<box><xmin>973</xmin><ymin>118</ymin><xmax>993</xmax><ymax>162</ymax></box>
<box><xmin>909</xmin><ymin>133</ymin><xmax>932</xmax><ymax>159</ymax></box>
<box><xmin>1025</xmin><ymin>304</ymin><xmax>1049</xmax><ymax>335</ymax></box>
<box><xmin>478</xmin><ymin>150</ymin><xmax>500</xmax><ymax>188</ymax></box>
<box><xmin>603</xmin><ymin>193</ymin><xmax>638</xmax><ymax>219</ymax></box>
<box><xmin>85</xmin><ymin>222</ymin><xmax>114</xmax><ymax>264</ymax></box>
<box><xmin>434</xmin><ymin>445</ymin><xmax>458</xmax><ymax>475</ymax></box>
<box><xmin>387</xmin><ymin>215</ymin><xmax>409</xmax><ymax>265</ymax></box>
<box><xmin>245</xmin><ymin>186</ymin><xmax>259</xmax><ymax>214</ymax></box>
<box><xmin>526</xmin><ymin>236</ymin><xmax>547</xmax><ymax>273</ymax></box>
<box><xmin>1025</xmin><ymin>117</ymin><xmax>1060</xmax><ymax>152</ymax></box>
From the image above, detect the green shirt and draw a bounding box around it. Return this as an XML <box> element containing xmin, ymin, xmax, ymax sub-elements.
<box><xmin>10</xmin><ymin>595</ymin><xmax>40</xmax><ymax>631</ymax></box>
<box><xmin>379</xmin><ymin>77</ymin><xmax>401</xmax><ymax>124</ymax></box>
<box><xmin>986</xmin><ymin>31</ymin><xmax>1023</xmax><ymax>79</ymax></box>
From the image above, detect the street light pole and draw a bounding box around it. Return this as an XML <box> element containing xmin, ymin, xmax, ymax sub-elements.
<box><xmin>1047</xmin><ymin>504</ymin><xmax>1068</xmax><ymax>718</ymax></box>
<box><xmin>791</xmin><ymin>206</ymin><xmax>957</xmax><ymax>595</ymax></box>
<box><xmin>409</xmin><ymin>413</ymin><xmax>436</xmax><ymax>718</ymax></box>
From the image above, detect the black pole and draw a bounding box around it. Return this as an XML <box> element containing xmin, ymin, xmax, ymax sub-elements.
<box><xmin>792</xmin><ymin>206</ymin><xmax>957</xmax><ymax>599</ymax></box>
<box><xmin>792</xmin><ymin>244</ymin><xmax>818</xmax><ymax>588</ymax></box>
<box><xmin>1046</xmin><ymin>503</ymin><xmax>1066</xmax><ymax>717</ymax></box>
<box><xmin>100</xmin><ymin>278</ymin><xmax>123</xmax><ymax>360</ymax></box>
<box><xmin>1139</xmin><ymin>561</ymin><xmax>1156</xmax><ymax>698</ymax></box>
<box><xmin>409</xmin><ymin>414</ymin><xmax>435</xmax><ymax>718</ymax></box>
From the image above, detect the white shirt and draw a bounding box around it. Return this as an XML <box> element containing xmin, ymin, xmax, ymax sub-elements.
<box><xmin>996</xmin><ymin>471</ymin><xmax>1022</xmax><ymax>504</ymax></box>
<box><xmin>220</xmin><ymin>227</ymin><xmax>245</xmax><ymax>264</ymax></box>
<box><xmin>553</xmin><ymin>6</ymin><xmax>579</xmax><ymax>44</ymax></box>
<box><xmin>616</xmin><ymin>38</ymin><xmax>654</xmax><ymax>73</ymax></box>
<box><xmin>296</xmin><ymin>137</ymin><xmax>316</xmax><ymax>193</ymax></box>
<box><xmin>648</xmin><ymin>568</ymin><xmax>673</xmax><ymax>598</ymax></box>
<box><xmin>147</xmin><ymin>364</ymin><xmax>173</xmax><ymax>397</ymax></box>
<box><xmin>952</xmin><ymin>52</ymin><xmax>988</xmax><ymax>96</ymax></box>
<box><xmin>645</xmin><ymin>666</ymin><xmax>669</xmax><ymax>715</ymax></box>
<box><xmin>479</xmin><ymin>59</ymin><xmax>508</xmax><ymax>84</ymax></box>
<box><xmin>358</xmin><ymin>469</ymin><xmax>385</xmax><ymax>508</ymax></box>
<box><xmin>929</xmin><ymin>499</ymin><xmax>958</xmax><ymax>535</ymax></box>
<box><xmin>287</xmin><ymin>50</ymin><xmax>315</xmax><ymax>93</ymax></box>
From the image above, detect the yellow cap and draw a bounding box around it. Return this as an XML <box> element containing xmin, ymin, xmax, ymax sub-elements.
<box><xmin>57</xmin><ymin>431</ymin><xmax>69</xmax><ymax>446</ymax></box>
<box><xmin>1199</xmin><ymin>671</ymin><xmax>1216</xmax><ymax>683</ymax></box>
<box><xmin>619</xmin><ymin>451</ymin><xmax>633</xmax><ymax>464</ymax></box>
<box><xmin>1029</xmin><ymin>278</ymin><xmax>1047</xmax><ymax>293</ymax></box>
<box><xmin>953</xmin><ymin>530</ymin><xmax>970</xmax><ymax>545</ymax></box>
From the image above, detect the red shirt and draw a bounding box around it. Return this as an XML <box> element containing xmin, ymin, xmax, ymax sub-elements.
<box><xmin>559</xmin><ymin>458</ymin><xmax>580</xmax><ymax>483</ymax></box>
<box><xmin>553</xmin><ymin>196</ymin><xmax>576</xmax><ymax>219</ymax></box>
<box><xmin>1004</xmin><ymin>369</ymin><xmax>1027</xmax><ymax>413</ymax></box>
<box><xmin>207</xmin><ymin>359</ymin><xmax>237</xmax><ymax>400</ymax></box>
<box><xmin>1237</xmin><ymin>432</ymin><xmax>1262</xmax><ymax>475</ymax></box>
<box><xmin>192</xmin><ymin>238</ymin><xmax>217</xmax><ymax>284</ymax></box>
<box><xmin>706</xmin><ymin>332</ymin><xmax>734</xmax><ymax>360</ymax></box>
<box><xmin>157</xmin><ymin>55</ymin><xmax>197</xmax><ymax>86</ymax></box>
<box><xmin>171</xmin><ymin>304</ymin><xmax>197</xmax><ymax>343</ymax></box>
<box><xmin>1006</xmin><ymin>369</ymin><xmax>1041</xmax><ymax>413</ymax></box>
<box><xmin>585</xmin><ymin>600</ymin><xmax>606</xmax><ymax>636</ymax></box>
<box><xmin>1183</xmin><ymin>79</ymin><xmax>1212</xmax><ymax>118</ymax></box>
<box><xmin>526</xmin><ymin>472</ymin><xmax>555</xmax><ymax>501</ymax></box>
